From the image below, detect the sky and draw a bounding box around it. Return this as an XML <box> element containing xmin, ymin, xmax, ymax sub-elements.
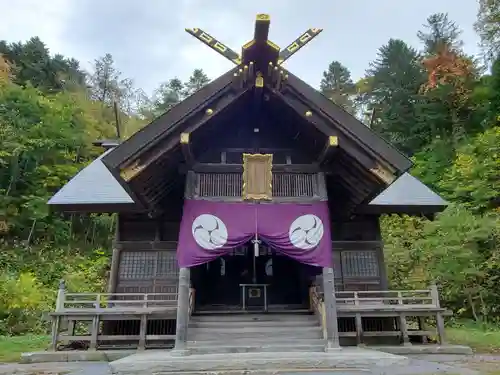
<box><xmin>0</xmin><ymin>0</ymin><xmax>481</xmax><ymax>95</ymax></box>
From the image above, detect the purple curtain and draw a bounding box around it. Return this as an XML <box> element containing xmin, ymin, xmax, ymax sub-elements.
<box><xmin>177</xmin><ymin>200</ymin><xmax>332</xmax><ymax>268</ymax></box>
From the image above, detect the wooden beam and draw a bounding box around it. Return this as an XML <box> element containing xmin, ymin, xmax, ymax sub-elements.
<box><xmin>269</xmin><ymin>89</ymin><xmax>378</xmax><ymax>172</ymax></box>
<box><xmin>180</xmin><ymin>132</ymin><xmax>195</xmax><ymax>166</ymax></box>
<box><xmin>119</xmin><ymin>89</ymin><xmax>249</xmax><ymax>181</ymax></box>
<box><xmin>318</xmin><ymin>135</ymin><xmax>339</xmax><ymax>165</ymax></box>
<box><xmin>184</xmin><ymin>163</ymin><xmax>321</xmax><ymax>174</ymax></box>
<box><xmin>278</xmin><ymin>28</ymin><xmax>323</xmax><ymax>65</ymax></box>
<box><xmin>185</xmin><ymin>28</ymin><xmax>241</xmax><ymax>65</ymax></box>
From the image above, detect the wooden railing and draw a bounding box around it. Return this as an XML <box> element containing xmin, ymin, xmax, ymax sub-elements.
<box><xmin>49</xmin><ymin>280</ymin><xmax>179</xmax><ymax>351</ymax></box>
<box><xmin>311</xmin><ymin>283</ymin><xmax>449</xmax><ymax>346</ymax></box>
<box><xmin>188</xmin><ymin>288</ymin><xmax>196</xmax><ymax>317</ymax></box>
<box><xmin>55</xmin><ymin>281</ymin><xmax>178</xmax><ymax>312</ymax></box>
<box><xmin>335</xmin><ymin>289</ymin><xmax>436</xmax><ymax>307</ymax></box>
<box><xmin>309</xmin><ymin>286</ymin><xmax>327</xmax><ymax>340</ymax></box>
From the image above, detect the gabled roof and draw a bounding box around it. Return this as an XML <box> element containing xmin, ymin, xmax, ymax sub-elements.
<box><xmin>361</xmin><ymin>172</ymin><xmax>447</xmax><ymax>214</ymax></box>
<box><xmin>48</xmin><ymin>149</ymin><xmax>138</xmax><ymax>212</ymax></box>
<box><xmin>282</xmin><ymin>71</ymin><xmax>412</xmax><ymax>172</ymax></box>
<box><xmin>102</xmin><ymin>68</ymin><xmax>237</xmax><ymax>170</ymax></box>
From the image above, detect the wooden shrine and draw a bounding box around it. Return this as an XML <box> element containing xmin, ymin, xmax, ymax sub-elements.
<box><xmin>48</xmin><ymin>14</ymin><xmax>450</xmax><ymax>353</ymax></box>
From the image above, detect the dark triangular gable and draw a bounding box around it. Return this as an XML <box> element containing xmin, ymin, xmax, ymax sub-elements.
<box><xmin>103</xmin><ymin>69</ymin><xmax>412</xmax><ymax>181</ymax></box>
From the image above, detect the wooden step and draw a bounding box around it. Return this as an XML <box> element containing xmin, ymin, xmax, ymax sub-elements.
<box><xmin>190</xmin><ymin>313</ymin><xmax>316</xmax><ymax>323</ymax></box>
<box><xmin>189</xmin><ymin>319</ymin><xmax>319</xmax><ymax>328</ymax></box>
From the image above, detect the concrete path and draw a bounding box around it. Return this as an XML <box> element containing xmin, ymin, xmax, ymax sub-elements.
<box><xmin>0</xmin><ymin>354</ymin><xmax>499</xmax><ymax>375</ymax></box>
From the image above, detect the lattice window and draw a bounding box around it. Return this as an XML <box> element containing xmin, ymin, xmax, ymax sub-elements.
<box><xmin>341</xmin><ymin>251</ymin><xmax>379</xmax><ymax>277</ymax></box>
<box><xmin>119</xmin><ymin>251</ymin><xmax>178</xmax><ymax>280</ymax></box>
<box><xmin>272</xmin><ymin>173</ymin><xmax>316</xmax><ymax>197</ymax></box>
<box><xmin>198</xmin><ymin>173</ymin><xmax>242</xmax><ymax>197</ymax></box>
<box><xmin>157</xmin><ymin>251</ymin><xmax>179</xmax><ymax>278</ymax></box>
<box><xmin>196</xmin><ymin>172</ymin><xmax>317</xmax><ymax>198</ymax></box>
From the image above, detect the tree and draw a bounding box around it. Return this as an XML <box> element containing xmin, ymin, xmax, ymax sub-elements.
<box><xmin>152</xmin><ymin>78</ymin><xmax>184</xmax><ymax>116</ymax></box>
<box><xmin>439</xmin><ymin>126</ymin><xmax>500</xmax><ymax>213</ymax></box>
<box><xmin>182</xmin><ymin>69</ymin><xmax>209</xmax><ymax>97</ymax></box>
<box><xmin>361</xmin><ymin>39</ymin><xmax>427</xmax><ymax>153</ymax></box>
<box><xmin>0</xmin><ymin>37</ymin><xmax>86</xmax><ymax>92</ymax></box>
<box><xmin>320</xmin><ymin>60</ymin><xmax>356</xmax><ymax>113</ymax></box>
<box><xmin>89</xmin><ymin>53</ymin><xmax>124</xmax><ymax>104</ymax></box>
<box><xmin>417</xmin><ymin>13</ymin><xmax>463</xmax><ymax>55</ymax></box>
<box><xmin>475</xmin><ymin>0</ymin><xmax>500</xmax><ymax>63</ymax></box>
<box><xmin>0</xmin><ymin>54</ymin><xmax>11</xmax><ymax>83</ymax></box>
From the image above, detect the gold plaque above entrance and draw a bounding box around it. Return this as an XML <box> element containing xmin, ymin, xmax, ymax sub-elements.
<box><xmin>242</xmin><ymin>154</ymin><xmax>273</xmax><ymax>200</ymax></box>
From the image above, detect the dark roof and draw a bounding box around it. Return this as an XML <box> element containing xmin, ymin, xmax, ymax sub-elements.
<box><xmin>102</xmin><ymin>68</ymin><xmax>237</xmax><ymax>169</ymax></box>
<box><xmin>102</xmin><ymin>68</ymin><xmax>412</xmax><ymax>175</ymax></box>
<box><xmin>92</xmin><ymin>139</ymin><xmax>121</xmax><ymax>150</ymax></box>
<box><xmin>283</xmin><ymin>71</ymin><xmax>412</xmax><ymax>172</ymax></box>
<box><xmin>48</xmin><ymin>149</ymin><xmax>135</xmax><ymax>208</ymax></box>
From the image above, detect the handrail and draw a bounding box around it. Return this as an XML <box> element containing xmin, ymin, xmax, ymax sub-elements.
<box><xmin>334</xmin><ymin>286</ymin><xmax>439</xmax><ymax>307</ymax></box>
<box><xmin>309</xmin><ymin>286</ymin><xmax>327</xmax><ymax>340</ymax></box>
<box><xmin>188</xmin><ymin>288</ymin><xmax>195</xmax><ymax>317</ymax></box>
<box><xmin>55</xmin><ymin>280</ymin><xmax>178</xmax><ymax>311</ymax></box>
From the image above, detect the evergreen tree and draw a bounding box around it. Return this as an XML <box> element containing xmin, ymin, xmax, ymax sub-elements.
<box><xmin>320</xmin><ymin>60</ymin><xmax>356</xmax><ymax>113</ymax></box>
<box><xmin>475</xmin><ymin>0</ymin><xmax>500</xmax><ymax>63</ymax></box>
<box><xmin>182</xmin><ymin>69</ymin><xmax>209</xmax><ymax>97</ymax></box>
<box><xmin>417</xmin><ymin>13</ymin><xmax>463</xmax><ymax>54</ymax></box>
<box><xmin>362</xmin><ymin>39</ymin><xmax>427</xmax><ymax>153</ymax></box>
<box><xmin>152</xmin><ymin>78</ymin><xmax>184</xmax><ymax>115</ymax></box>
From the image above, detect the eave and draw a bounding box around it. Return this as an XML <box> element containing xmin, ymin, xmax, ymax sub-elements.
<box><xmin>281</xmin><ymin>70</ymin><xmax>413</xmax><ymax>173</ymax></box>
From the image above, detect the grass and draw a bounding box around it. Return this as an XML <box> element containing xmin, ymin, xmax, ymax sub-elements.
<box><xmin>446</xmin><ymin>320</ymin><xmax>500</xmax><ymax>353</ymax></box>
<box><xmin>0</xmin><ymin>335</ymin><xmax>49</xmax><ymax>362</ymax></box>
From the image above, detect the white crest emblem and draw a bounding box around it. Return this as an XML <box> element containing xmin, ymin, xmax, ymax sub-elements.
<box><xmin>192</xmin><ymin>214</ymin><xmax>228</xmax><ymax>250</ymax></box>
<box><xmin>289</xmin><ymin>214</ymin><xmax>324</xmax><ymax>250</ymax></box>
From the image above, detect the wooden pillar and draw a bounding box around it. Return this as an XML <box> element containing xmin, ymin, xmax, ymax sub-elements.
<box><xmin>107</xmin><ymin>214</ymin><xmax>121</xmax><ymax>294</ymax></box>
<box><xmin>174</xmin><ymin>267</ymin><xmax>191</xmax><ymax>354</ymax></box>
<box><xmin>322</xmin><ymin>267</ymin><xmax>340</xmax><ymax>349</ymax></box>
<box><xmin>430</xmin><ymin>282</ymin><xmax>446</xmax><ymax>344</ymax></box>
<box><xmin>107</xmin><ymin>248</ymin><xmax>121</xmax><ymax>294</ymax></box>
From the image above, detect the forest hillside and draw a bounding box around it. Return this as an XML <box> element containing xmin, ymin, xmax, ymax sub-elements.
<box><xmin>0</xmin><ymin>6</ymin><xmax>499</xmax><ymax>336</ymax></box>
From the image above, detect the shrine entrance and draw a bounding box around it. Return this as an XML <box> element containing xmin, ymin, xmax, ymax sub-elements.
<box><xmin>191</xmin><ymin>243</ymin><xmax>314</xmax><ymax>312</ymax></box>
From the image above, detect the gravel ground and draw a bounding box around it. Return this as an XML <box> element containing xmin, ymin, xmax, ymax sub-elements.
<box><xmin>0</xmin><ymin>355</ymin><xmax>498</xmax><ymax>375</ymax></box>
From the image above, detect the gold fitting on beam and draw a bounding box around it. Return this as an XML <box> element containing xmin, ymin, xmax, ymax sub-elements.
<box><xmin>243</xmin><ymin>65</ymin><xmax>249</xmax><ymax>82</ymax></box>
<box><xmin>256</xmin><ymin>13</ymin><xmax>270</xmax><ymax>21</ymax></box>
<box><xmin>206</xmin><ymin>108</ymin><xmax>214</xmax><ymax>115</ymax></box>
<box><xmin>305</xmin><ymin>110</ymin><xmax>313</xmax><ymax>117</ymax></box>
<box><xmin>267</xmin><ymin>62</ymin><xmax>273</xmax><ymax>77</ymax></box>
<box><xmin>180</xmin><ymin>133</ymin><xmax>190</xmax><ymax>144</ymax></box>
<box><xmin>256</xmin><ymin>72</ymin><xmax>264</xmax><ymax>88</ymax></box>
<box><xmin>329</xmin><ymin>135</ymin><xmax>338</xmax><ymax>146</ymax></box>
<box><xmin>248</xmin><ymin>61</ymin><xmax>255</xmax><ymax>78</ymax></box>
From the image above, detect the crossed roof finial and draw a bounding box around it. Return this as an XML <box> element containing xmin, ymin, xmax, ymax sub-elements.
<box><xmin>185</xmin><ymin>14</ymin><xmax>322</xmax><ymax>71</ymax></box>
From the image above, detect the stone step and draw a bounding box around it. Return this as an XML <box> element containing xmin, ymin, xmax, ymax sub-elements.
<box><xmin>109</xmin><ymin>349</ymin><xmax>409</xmax><ymax>374</ymax></box>
<box><xmin>188</xmin><ymin>342</ymin><xmax>326</xmax><ymax>354</ymax></box>
<box><xmin>189</xmin><ymin>319</ymin><xmax>320</xmax><ymax>328</ymax></box>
